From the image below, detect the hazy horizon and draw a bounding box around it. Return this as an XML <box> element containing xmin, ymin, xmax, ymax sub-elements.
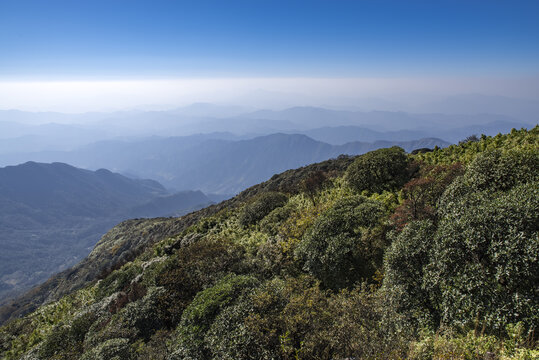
<box><xmin>0</xmin><ymin>0</ymin><xmax>537</xmax><ymax>160</ymax></box>
<box><xmin>1</xmin><ymin>77</ymin><xmax>539</xmax><ymax>114</ymax></box>
<box><xmin>1</xmin><ymin>1</ymin><xmax>538</xmax><ymax>113</ymax></box>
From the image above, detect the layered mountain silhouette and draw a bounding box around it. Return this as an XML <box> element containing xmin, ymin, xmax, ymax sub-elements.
<box><xmin>0</xmin><ymin>105</ymin><xmax>532</xmax><ymax>155</ymax></box>
<box><xmin>0</xmin><ymin>162</ymin><xmax>211</xmax><ymax>302</ymax></box>
<box><xmin>0</xmin><ymin>134</ymin><xmax>450</xmax><ymax>194</ymax></box>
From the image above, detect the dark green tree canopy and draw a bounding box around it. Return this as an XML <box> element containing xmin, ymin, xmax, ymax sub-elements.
<box><xmin>384</xmin><ymin>147</ymin><xmax>539</xmax><ymax>331</ymax></box>
<box><xmin>295</xmin><ymin>196</ymin><xmax>385</xmax><ymax>289</ymax></box>
<box><xmin>425</xmin><ymin>182</ymin><xmax>539</xmax><ymax>330</ymax></box>
<box><xmin>239</xmin><ymin>192</ymin><xmax>288</xmax><ymax>227</ymax></box>
<box><xmin>345</xmin><ymin>146</ymin><xmax>409</xmax><ymax>193</ymax></box>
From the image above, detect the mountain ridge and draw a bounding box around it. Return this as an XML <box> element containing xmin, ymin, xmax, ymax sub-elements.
<box><xmin>0</xmin><ymin>134</ymin><xmax>450</xmax><ymax>194</ymax></box>
<box><xmin>1</xmin><ymin>127</ymin><xmax>536</xmax><ymax>359</ymax></box>
<box><xmin>0</xmin><ymin>162</ymin><xmax>212</xmax><ymax>303</ymax></box>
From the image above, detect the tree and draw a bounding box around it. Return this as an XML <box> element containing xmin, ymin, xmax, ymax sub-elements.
<box><xmin>391</xmin><ymin>163</ymin><xmax>463</xmax><ymax>230</ymax></box>
<box><xmin>300</xmin><ymin>170</ymin><xmax>328</xmax><ymax>205</ymax></box>
<box><xmin>239</xmin><ymin>192</ymin><xmax>288</xmax><ymax>227</ymax></box>
<box><xmin>295</xmin><ymin>196</ymin><xmax>385</xmax><ymax>289</ymax></box>
<box><xmin>459</xmin><ymin>134</ymin><xmax>479</xmax><ymax>145</ymax></box>
<box><xmin>171</xmin><ymin>274</ymin><xmax>259</xmax><ymax>359</ymax></box>
<box><xmin>383</xmin><ymin>220</ymin><xmax>439</xmax><ymax>329</ymax></box>
<box><xmin>345</xmin><ymin>147</ymin><xmax>409</xmax><ymax>193</ymax></box>
<box><xmin>425</xmin><ymin>182</ymin><xmax>539</xmax><ymax>330</ymax></box>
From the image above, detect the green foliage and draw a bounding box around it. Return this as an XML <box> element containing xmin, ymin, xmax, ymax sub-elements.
<box><xmin>391</xmin><ymin>163</ymin><xmax>464</xmax><ymax>230</ymax></box>
<box><xmin>317</xmin><ymin>286</ymin><xmax>409</xmax><ymax>359</ymax></box>
<box><xmin>2</xmin><ymin>128</ymin><xmax>538</xmax><ymax>360</ymax></box>
<box><xmin>248</xmin><ymin>278</ymin><xmax>408</xmax><ymax>359</ymax></box>
<box><xmin>39</xmin><ymin>324</ymin><xmax>77</xmax><ymax>359</ymax></box>
<box><xmin>131</xmin><ymin>329</ymin><xmax>171</xmax><ymax>360</ymax></box>
<box><xmin>38</xmin><ymin>312</ymin><xmax>98</xmax><ymax>359</ymax></box>
<box><xmin>180</xmin><ymin>274</ymin><xmax>257</xmax><ymax>330</ymax></box>
<box><xmin>385</xmin><ymin>146</ymin><xmax>539</xmax><ymax>334</ymax></box>
<box><xmin>182</xmin><ymin>209</ymin><xmax>231</xmax><ymax>237</ymax></box>
<box><xmin>409</xmin><ymin>324</ymin><xmax>538</xmax><ymax>360</ymax></box>
<box><xmin>96</xmin><ymin>262</ymin><xmax>142</xmax><ymax>300</ymax></box>
<box><xmin>0</xmin><ymin>286</ymin><xmax>97</xmax><ymax>359</ymax></box>
<box><xmin>121</xmin><ymin>287</ymin><xmax>167</xmax><ymax>340</ymax></box>
<box><xmin>205</xmin><ymin>296</ymin><xmax>265</xmax><ymax>360</ymax></box>
<box><xmin>295</xmin><ymin>196</ymin><xmax>385</xmax><ymax>289</ymax></box>
<box><xmin>426</xmin><ymin>182</ymin><xmax>539</xmax><ymax>330</ymax></box>
<box><xmin>155</xmin><ymin>238</ymin><xmax>247</xmax><ymax>327</ymax></box>
<box><xmin>259</xmin><ymin>202</ymin><xmax>294</xmax><ymax>235</ymax></box>
<box><xmin>441</xmin><ymin>149</ymin><xmax>538</xmax><ymax>199</ymax></box>
<box><xmin>242</xmin><ymin>277</ymin><xmax>291</xmax><ymax>358</ymax></box>
<box><xmin>384</xmin><ymin>220</ymin><xmax>439</xmax><ymax>329</ymax></box>
<box><xmin>299</xmin><ymin>170</ymin><xmax>329</xmax><ymax>205</ymax></box>
<box><xmin>415</xmin><ymin>126</ymin><xmax>539</xmax><ymax>165</ymax></box>
<box><xmin>171</xmin><ymin>274</ymin><xmax>258</xmax><ymax>359</ymax></box>
<box><xmin>80</xmin><ymin>337</ymin><xmax>132</xmax><ymax>360</ymax></box>
<box><xmin>409</xmin><ymin>329</ymin><xmax>499</xmax><ymax>360</ymax></box>
<box><xmin>345</xmin><ymin>146</ymin><xmax>409</xmax><ymax>193</ymax></box>
<box><xmin>239</xmin><ymin>192</ymin><xmax>288</xmax><ymax>227</ymax></box>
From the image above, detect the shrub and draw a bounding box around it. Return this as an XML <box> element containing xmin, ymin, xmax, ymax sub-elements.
<box><xmin>385</xmin><ymin>148</ymin><xmax>539</xmax><ymax>333</ymax></box>
<box><xmin>408</xmin><ymin>324</ymin><xmax>539</xmax><ymax>360</ymax></box>
<box><xmin>345</xmin><ymin>146</ymin><xmax>409</xmax><ymax>193</ymax></box>
<box><xmin>279</xmin><ymin>280</ymin><xmax>332</xmax><ymax>359</ymax></box>
<box><xmin>205</xmin><ymin>297</ymin><xmax>267</xmax><ymax>360</ymax></box>
<box><xmin>70</xmin><ymin>312</ymin><xmax>98</xmax><ymax>344</ymax></box>
<box><xmin>295</xmin><ymin>196</ymin><xmax>385</xmax><ymax>289</ymax></box>
<box><xmin>459</xmin><ymin>134</ymin><xmax>480</xmax><ymax>145</ymax></box>
<box><xmin>39</xmin><ymin>325</ymin><xmax>75</xmax><ymax>359</ymax></box>
<box><xmin>244</xmin><ymin>278</ymin><xmax>408</xmax><ymax>359</ymax></box>
<box><xmin>246</xmin><ymin>276</ymin><xmax>329</xmax><ymax>359</ymax></box>
<box><xmin>239</xmin><ymin>192</ymin><xmax>288</xmax><ymax>227</ymax></box>
<box><xmin>259</xmin><ymin>202</ymin><xmax>294</xmax><ymax>236</ymax></box>
<box><xmin>130</xmin><ymin>329</ymin><xmax>171</xmax><ymax>360</ymax></box>
<box><xmin>38</xmin><ymin>312</ymin><xmax>98</xmax><ymax>359</ymax></box>
<box><xmin>121</xmin><ymin>287</ymin><xmax>167</xmax><ymax>340</ymax></box>
<box><xmin>96</xmin><ymin>262</ymin><xmax>142</xmax><ymax>300</ymax></box>
<box><xmin>171</xmin><ymin>274</ymin><xmax>259</xmax><ymax>359</ymax></box>
<box><xmin>321</xmin><ymin>286</ymin><xmax>409</xmax><ymax>359</ymax></box>
<box><xmin>441</xmin><ymin>149</ymin><xmax>538</xmax><ymax>200</ymax></box>
<box><xmin>390</xmin><ymin>163</ymin><xmax>463</xmax><ymax>230</ymax></box>
<box><xmin>299</xmin><ymin>170</ymin><xmax>329</xmax><ymax>205</ymax></box>
<box><xmin>409</xmin><ymin>329</ymin><xmax>499</xmax><ymax>360</ymax></box>
<box><xmin>383</xmin><ymin>220</ymin><xmax>439</xmax><ymax>329</ymax></box>
<box><xmin>411</xmin><ymin>147</ymin><xmax>433</xmax><ymax>155</ymax></box>
<box><xmin>155</xmin><ymin>238</ymin><xmax>247</xmax><ymax>327</ymax></box>
<box><xmin>243</xmin><ymin>278</ymin><xmax>291</xmax><ymax>358</ymax></box>
<box><xmin>80</xmin><ymin>337</ymin><xmax>131</xmax><ymax>360</ymax></box>
<box><xmin>425</xmin><ymin>182</ymin><xmax>539</xmax><ymax>331</ymax></box>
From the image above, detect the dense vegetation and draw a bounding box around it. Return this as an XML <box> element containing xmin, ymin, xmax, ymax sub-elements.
<box><xmin>0</xmin><ymin>127</ymin><xmax>537</xmax><ymax>359</ymax></box>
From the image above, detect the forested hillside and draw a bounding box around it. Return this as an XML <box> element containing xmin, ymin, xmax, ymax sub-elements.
<box><xmin>0</xmin><ymin>127</ymin><xmax>537</xmax><ymax>359</ymax></box>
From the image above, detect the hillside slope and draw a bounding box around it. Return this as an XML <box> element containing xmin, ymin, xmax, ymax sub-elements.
<box><xmin>0</xmin><ymin>127</ymin><xmax>537</xmax><ymax>359</ymax></box>
<box><xmin>0</xmin><ymin>156</ymin><xmax>355</xmax><ymax>325</ymax></box>
<box><xmin>0</xmin><ymin>162</ymin><xmax>211</xmax><ymax>304</ymax></box>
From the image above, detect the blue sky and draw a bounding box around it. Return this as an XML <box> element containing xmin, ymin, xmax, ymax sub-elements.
<box><xmin>1</xmin><ymin>0</ymin><xmax>539</xmax><ymax>79</ymax></box>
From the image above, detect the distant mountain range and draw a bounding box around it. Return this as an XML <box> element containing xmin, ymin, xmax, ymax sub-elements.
<box><xmin>0</xmin><ymin>134</ymin><xmax>450</xmax><ymax>194</ymax></box>
<box><xmin>296</xmin><ymin>120</ymin><xmax>534</xmax><ymax>145</ymax></box>
<box><xmin>421</xmin><ymin>94</ymin><xmax>539</xmax><ymax>121</ymax></box>
<box><xmin>0</xmin><ymin>162</ymin><xmax>212</xmax><ymax>302</ymax></box>
<box><xmin>0</xmin><ymin>105</ymin><xmax>535</xmax><ymax>154</ymax></box>
<box><xmin>0</xmin><ymin>103</ymin><xmax>533</xmax><ymax>299</ymax></box>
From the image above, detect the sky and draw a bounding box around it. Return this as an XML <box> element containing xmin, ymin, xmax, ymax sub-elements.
<box><xmin>1</xmin><ymin>0</ymin><xmax>538</xmax><ymax>111</ymax></box>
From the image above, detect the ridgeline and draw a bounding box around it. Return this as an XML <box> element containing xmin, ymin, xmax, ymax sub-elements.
<box><xmin>1</xmin><ymin>127</ymin><xmax>537</xmax><ymax>359</ymax></box>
